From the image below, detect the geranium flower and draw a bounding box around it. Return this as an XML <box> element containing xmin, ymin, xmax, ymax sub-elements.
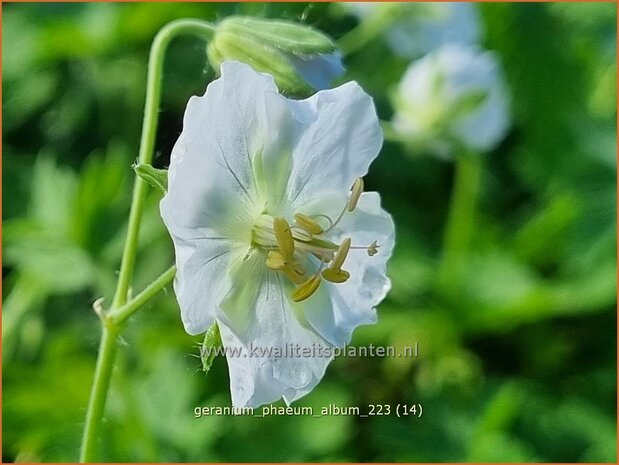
<box><xmin>392</xmin><ymin>44</ymin><xmax>511</xmax><ymax>156</ymax></box>
<box><xmin>160</xmin><ymin>61</ymin><xmax>395</xmax><ymax>408</ymax></box>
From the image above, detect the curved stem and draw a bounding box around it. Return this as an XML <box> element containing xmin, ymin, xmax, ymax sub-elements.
<box><xmin>113</xmin><ymin>19</ymin><xmax>215</xmax><ymax>309</ymax></box>
<box><xmin>437</xmin><ymin>152</ymin><xmax>483</xmax><ymax>296</ymax></box>
<box><xmin>80</xmin><ymin>19</ymin><xmax>214</xmax><ymax>463</ymax></box>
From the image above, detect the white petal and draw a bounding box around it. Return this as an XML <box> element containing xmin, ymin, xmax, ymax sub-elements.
<box><xmin>161</xmin><ymin>61</ymin><xmax>296</xmax><ymax>240</ymax></box>
<box><xmin>302</xmin><ymin>192</ymin><xmax>395</xmax><ymax>346</ymax></box>
<box><xmin>161</xmin><ymin>61</ymin><xmax>301</xmax><ymax>334</ymax></box>
<box><xmin>284</xmin><ymin>82</ymin><xmax>383</xmax><ymax>209</ymax></box>
<box><xmin>216</xmin><ymin>258</ymin><xmax>333</xmax><ymax>408</ymax></box>
<box><xmin>169</xmin><ymin>235</ymin><xmax>240</xmax><ymax>335</ymax></box>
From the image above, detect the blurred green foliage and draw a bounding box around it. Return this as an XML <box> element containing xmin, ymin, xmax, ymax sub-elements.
<box><xmin>2</xmin><ymin>2</ymin><xmax>616</xmax><ymax>462</ymax></box>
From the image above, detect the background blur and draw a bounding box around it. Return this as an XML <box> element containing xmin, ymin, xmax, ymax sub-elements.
<box><xmin>2</xmin><ymin>2</ymin><xmax>617</xmax><ymax>462</ymax></box>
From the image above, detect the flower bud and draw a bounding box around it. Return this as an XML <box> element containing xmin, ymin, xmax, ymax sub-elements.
<box><xmin>208</xmin><ymin>16</ymin><xmax>345</xmax><ymax>94</ymax></box>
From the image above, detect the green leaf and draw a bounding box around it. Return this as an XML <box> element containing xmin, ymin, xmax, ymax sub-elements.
<box><xmin>133</xmin><ymin>163</ymin><xmax>168</xmax><ymax>194</ymax></box>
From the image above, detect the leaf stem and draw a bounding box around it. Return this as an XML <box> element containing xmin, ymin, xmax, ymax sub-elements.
<box><xmin>79</xmin><ymin>19</ymin><xmax>215</xmax><ymax>463</ymax></box>
<box><xmin>107</xmin><ymin>265</ymin><xmax>177</xmax><ymax>326</ymax></box>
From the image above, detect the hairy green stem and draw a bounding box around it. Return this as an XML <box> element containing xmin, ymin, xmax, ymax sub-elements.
<box><xmin>437</xmin><ymin>153</ymin><xmax>483</xmax><ymax>296</ymax></box>
<box><xmin>80</xmin><ymin>19</ymin><xmax>215</xmax><ymax>463</ymax></box>
<box><xmin>79</xmin><ymin>324</ymin><xmax>119</xmax><ymax>462</ymax></box>
<box><xmin>107</xmin><ymin>265</ymin><xmax>177</xmax><ymax>326</ymax></box>
<box><xmin>79</xmin><ymin>265</ymin><xmax>175</xmax><ymax>462</ymax></box>
<box><xmin>113</xmin><ymin>19</ymin><xmax>215</xmax><ymax>308</ymax></box>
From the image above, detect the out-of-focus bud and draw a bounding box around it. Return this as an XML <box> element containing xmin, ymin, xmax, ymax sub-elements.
<box><xmin>392</xmin><ymin>44</ymin><xmax>511</xmax><ymax>157</ymax></box>
<box><xmin>207</xmin><ymin>16</ymin><xmax>345</xmax><ymax>95</ymax></box>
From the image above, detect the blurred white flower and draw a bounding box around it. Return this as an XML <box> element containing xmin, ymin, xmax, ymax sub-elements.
<box><xmin>392</xmin><ymin>44</ymin><xmax>511</xmax><ymax>155</ymax></box>
<box><xmin>161</xmin><ymin>61</ymin><xmax>394</xmax><ymax>408</ymax></box>
<box><xmin>345</xmin><ymin>2</ymin><xmax>481</xmax><ymax>58</ymax></box>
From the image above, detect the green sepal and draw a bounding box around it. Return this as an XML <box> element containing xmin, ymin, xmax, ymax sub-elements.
<box><xmin>199</xmin><ymin>322</ymin><xmax>222</xmax><ymax>374</ymax></box>
<box><xmin>133</xmin><ymin>163</ymin><xmax>168</xmax><ymax>194</ymax></box>
<box><xmin>213</xmin><ymin>31</ymin><xmax>313</xmax><ymax>94</ymax></box>
<box><xmin>219</xmin><ymin>16</ymin><xmax>336</xmax><ymax>56</ymax></box>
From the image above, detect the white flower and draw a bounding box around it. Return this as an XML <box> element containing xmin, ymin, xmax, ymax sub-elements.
<box><xmin>392</xmin><ymin>44</ymin><xmax>511</xmax><ymax>155</ymax></box>
<box><xmin>345</xmin><ymin>2</ymin><xmax>481</xmax><ymax>58</ymax></box>
<box><xmin>160</xmin><ymin>61</ymin><xmax>395</xmax><ymax>408</ymax></box>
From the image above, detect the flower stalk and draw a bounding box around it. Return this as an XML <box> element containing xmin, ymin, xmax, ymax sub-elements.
<box><xmin>113</xmin><ymin>19</ymin><xmax>215</xmax><ymax>309</ymax></box>
<box><xmin>437</xmin><ymin>152</ymin><xmax>483</xmax><ymax>296</ymax></box>
<box><xmin>79</xmin><ymin>19</ymin><xmax>215</xmax><ymax>463</ymax></box>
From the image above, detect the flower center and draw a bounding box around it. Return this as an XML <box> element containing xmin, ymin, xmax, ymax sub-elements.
<box><xmin>250</xmin><ymin>178</ymin><xmax>379</xmax><ymax>302</ymax></box>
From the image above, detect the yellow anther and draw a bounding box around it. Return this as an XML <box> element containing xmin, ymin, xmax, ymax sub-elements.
<box><xmin>368</xmin><ymin>240</ymin><xmax>379</xmax><ymax>257</ymax></box>
<box><xmin>266</xmin><ymin>251</ymin><xmax>285</xmax><ymax>270</ymax></box>
<box><xmin>347</xmin><ymin>178</ymin><xmax>364</xmax><ymax>212</ymax></box>
<box><xmin>291</xmin><ymin>274</ymin><xmax>322</xmax><ymax>302</ymax></box>
<box><xmin>281</xmin><ymin>264</ymin><xmax>305</xmax><ymax>284</ymax></box>
<box><xmin>273</xmin><ymin>217</ymin><xmax>294</xmax><ymax>260</ymax></box>
<box><xmin>322</xmin><ymin>268</ymin><xmax>350</xmax><ymax>284</ymax></box>
<box><xmin>294</xmin><ymin>213</ymin><xmax>324</xmax><ymax>235</ymax></box>
<box><xmin>330</xmin><ymin>237</ymin><xmax>351</xmax><ymax>271</ymax></box>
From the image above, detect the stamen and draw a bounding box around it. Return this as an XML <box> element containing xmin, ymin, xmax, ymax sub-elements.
<box><xmin>253</xmin><ymin>196</ymin><xmax>378</xmax><ymax>302</ymax></box>
<box><xmin>322</xmin><ymin>268</ymin><xmax>350</xmax><ymax>283</ymax></box>
<box><xmin>324</xmin><ymin>206</ymin><xmax>347</xmax><ymax>234</ymax></box>
<box><xmin>294</xmin><ymin>213</ymin><xmax>324</xmax><ymax>235</ymax></box>
<box><xmin>330</xmin><ymin>237</ymin><xmax>352</xmax><ymax>272</ymax></box>
<box><xmin>291</xmin><ymin>227</ymin><xmax>313</xmax><ymax>242</ymax></box>
<box><xmin>273</xmin><ymin>217</ymin><xmax>294</xmax><ymax>260</ymax></box>
<box><xmin>289</xmin><ymin>255</ymin><xmax>307</xmax><ymax>277</ymax></box>
<box><xmin>265</xmin><ymin>251</ymin><xmax>285</xmax><ymax>270</ymax></box>
<box><xmin>312</xmin><ymin>214</ymin><xmax>334</xmax><ymax>230</ymax></box>
<box><xmin>291</xmin><ymin>274</ymin><xmax>322</xmax><ymax>302</ymax></box>
<box><xmin>367</xmin><ymin>240</ymin><xmax>379</xmax><ymax>256</ymax></box>
<box><xmin>348</xmin><ymin>177</ymin><xmax>364</xmax><ymax>212</ymax></box>
<box><xmin>281</xmin><ymin>264</ymin><xmax>306</xmax><ymax>284</ymax></box>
